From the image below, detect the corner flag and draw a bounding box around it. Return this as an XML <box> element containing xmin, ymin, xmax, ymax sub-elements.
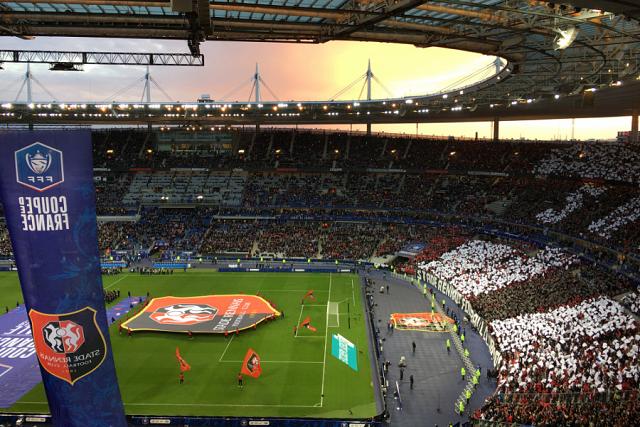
<box><xmin>241</xmin><ymin>348</ymin><xmax>262</xmax><ymax>378</ymax></box>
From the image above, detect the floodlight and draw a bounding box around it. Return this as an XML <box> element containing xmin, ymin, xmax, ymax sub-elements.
<box><xmin>553</xmin><ymin>26</ymin><xmax>579</xmax><ymax>50</ymax></box>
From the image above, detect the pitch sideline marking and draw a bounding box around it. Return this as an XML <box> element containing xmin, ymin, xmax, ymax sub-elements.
<box><xmin>104</xmin><ymin>274</ymin><xmax>129</xmax><ymax>290</ymax></box>
<box><xmin>319</xmin><ymin>273</ymin><xmax>332</xmax><ymax>407</ymax></box>
<box><xmin>218</xmin><ymin>334</ymin><xmax>235</xmax><ymax>362</ymax></box>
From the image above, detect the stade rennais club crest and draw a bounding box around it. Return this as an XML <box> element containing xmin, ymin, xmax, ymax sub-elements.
<box><xmin>29</xmin><ymin>308</ymin><xmax>107</xmax><ymax>385</ymax></box>
<box><xmin>15</xmin><ymin>141</ymin><xmax>64</xmax><ymax>192</ymax></box>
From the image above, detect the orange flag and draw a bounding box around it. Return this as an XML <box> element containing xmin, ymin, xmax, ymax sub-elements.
<box><xmin>241</xmin><ymin>348</ymin><xmax>262</xmax><ymax>378</ymax></box>
<box><xmin>175</xmin><ymin>347</ymin><xmax>191</xmax><ymax>372</ymax></box>
<box><xmin>299</xmin><ymin>316</ymin><xmax>317</xmax><ymax>332</ymax></box>
<box><xmin>302</xmin><ymin>290</ymin><xmax>316</xmax><ymax>302</ymax></box>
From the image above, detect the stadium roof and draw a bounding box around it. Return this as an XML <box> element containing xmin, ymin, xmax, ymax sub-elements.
<box><xmin>1</xmin><ymin>1</ymin><xmax>640</xmax><ymax>126</ymax></box>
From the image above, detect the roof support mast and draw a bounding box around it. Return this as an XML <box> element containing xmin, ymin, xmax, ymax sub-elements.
<box><xmin>366</xmin><ymin>59</ymin><xmax>372</xmax><ymax>135</ymax></box>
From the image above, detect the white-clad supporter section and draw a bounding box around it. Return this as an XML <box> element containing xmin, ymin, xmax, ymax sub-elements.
<box><xmin>491</xmin><ymin>297</ymin><xmax>639</xmax><ymax>394</ymax></box>
<box><xmin>536</xmin><ymin>184</ymin><xmax>606</xmax><ymax>224</ymax></box>
<box><xmin>621</xmin><ymin>289</ymin><xmax>640</xmax><ymax>316</ymax></box>
<box><xmin>419</xmin><ymin>240</ymin><xmax>577</xmax><ymax>297</ymax></box>
<box><xmin>534</xmin><ymin>143</ymin><xmax>640</xmax><ymax>184</ymax></box>
<box><xmin>587</xmin><ymin>196</ymin><xmax>640</xmax><ymax>239</ymax></box>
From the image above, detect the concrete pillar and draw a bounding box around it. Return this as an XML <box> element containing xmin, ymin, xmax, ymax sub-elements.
<box><xmin>289</xmin><ymin>131</ymin><xmax>295</xmax><ymax>156</ymax></box>
<box><xmin>631</xmin><ymin>110</ymin><xmax>639</xmax><ymax>144</ymax></box>
<box><xmin>493</xmin><ymin>118</ymin><xmax>500</xmax><ymax>142</ymax></box>
<box><xmin>366</xmin><ymin>122</ymin><xmax>372</xmax><ymax>136</ymax></box>
<box><xmin>322</xmin><ymin>133</ymin><xmax>328</xmax><ymax>160</ymax></box>
<box><xmin>345</xmin><ymin>134</ymin><xmax>351</xmax><ymax>160</ymax></box>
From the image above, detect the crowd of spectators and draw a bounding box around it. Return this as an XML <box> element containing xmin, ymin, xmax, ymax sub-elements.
<box><xmin>477</xmin><ymin>389</ymin><xmax>639</xmax><ymax>426</ymax></box>
<box><xmin>420</xmin><ymin>240</ymin><xmax>577</xmax><ymax>297</ymax></box>
<box><xmin>620</xmin><ymin>289</ymin><xmax>640</xmax><ymax>316</ymax></box>
<box><xmin>256</xmin><ymin>222</ymin><xmax>320</xmax><ymax>258</ymax></box>
<box><xmin>534</xmin><ymin>142</ymin><xmax>640</xmax><ymax>184</ymax></box>
<box><xmin>535</xmin><ymin>184</ymin><xmax>607</xmax><ymax>224</ymax></box>
<box><xmin>199</xmin><ymin>221</ymin><xmax>260</xmax><ymax>254</ymax></box>
<box><xmin>0</xmin><ymin>224</ymin><xmax>12</xmax><ymax>257</ymax></box>
<box><xmin>490</xmin><ymin>297</ymin><xmax>638</xmax><ymax>394</ymax></box>
<box><xmin>470</xmin><ymin>267</ymin><xmax>635</xmax><ymax>322</ymax></box>
<box><xmin>321</xmin><ymin>223</ymin><xmax>383</xmax><ymax>260</ymax></box>
<box><xmin>588</xmin><ymin>196</ymin><xmax>640</xmax><ymax>239</ymax></box>
<box><xmin>415</xmin><ymin>233</ymin><xmax>639</xmax><ymax>425</ymax></box>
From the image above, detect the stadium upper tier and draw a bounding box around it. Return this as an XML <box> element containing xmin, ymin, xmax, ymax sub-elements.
<box><xmin>1</xmin><ymin>1</ymin><xmax>640</xmax><ymax>124</ymax></box>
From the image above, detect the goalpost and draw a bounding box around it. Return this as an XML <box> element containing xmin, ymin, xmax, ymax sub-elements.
<box><xmin>327</xmin><ymin>302</ymin><xmax>340</xmax><ymax>327</ymax></box>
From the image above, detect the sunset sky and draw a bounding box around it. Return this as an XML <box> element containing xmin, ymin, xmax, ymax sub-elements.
<box><xmin>0</xmin><ymin>36</ymin><xmax>631</xmax><ymax>140</ymax></box>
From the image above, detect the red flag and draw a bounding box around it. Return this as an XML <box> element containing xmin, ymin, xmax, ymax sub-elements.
<box><xmin>241</xmin><ymin>348</ymin><xmax>262</xmax><ymax>378</ymax></box>
<box><xmin>302</xmin><ymin>290</ymin><xmax>316</xmax><ymax>302</ymax></box>
<box><xmin>299</xmin><ymin>316</ymin><xmax>317</xmax><ymax>332</ymax></box>
<box><xmin>175</xmin><ymin>347</ymin><xmax>191</xmax><ymax>372</ymax></box>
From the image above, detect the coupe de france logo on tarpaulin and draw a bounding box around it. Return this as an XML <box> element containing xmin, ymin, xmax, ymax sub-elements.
<box><xmin>15</xmin><ymin>142</ymin><xmax>64</xmax><ymax>192</ymax></box>
<box><xmin>29</xmin><ymin>307</ymin><xmax>107</xmax><ymax>385</ymax></box>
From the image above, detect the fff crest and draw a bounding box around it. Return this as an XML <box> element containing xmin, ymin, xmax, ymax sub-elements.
<box><xmin>15</xmin><ymin>142</ymin><xmax>64</xmax><ymax>191</ymax></box>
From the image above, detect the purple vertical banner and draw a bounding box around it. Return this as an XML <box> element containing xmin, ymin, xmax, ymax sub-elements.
<box><xmin>0</xmin><ymin>131</ymin><xmax>126</xmax><ymax>427</ymax></box>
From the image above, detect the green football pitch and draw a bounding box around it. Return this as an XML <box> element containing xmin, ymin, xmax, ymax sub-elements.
<box><xmin>0</xmin><ymin>271</ymin><xmax>379</xmax><ymax>418</ymax></box>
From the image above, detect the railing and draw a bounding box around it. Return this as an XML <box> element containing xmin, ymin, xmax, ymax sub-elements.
<box><xmin>418</xmin><ymin>270</ymin><xmax>503</xmax><ymax>369</ymax></box>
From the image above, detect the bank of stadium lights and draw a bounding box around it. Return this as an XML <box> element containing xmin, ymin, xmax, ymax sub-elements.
<box><xmin>405</xmin><ymin>99</ymin><xmax>413</xmax><ymax>104</ymax></box>
<box><xmin>553</xmin><ymin>26</ymin><xmax>579</xmax><ymax>50</ymax></box>
<box><xmin>1</xmin><ymin>103</ymin><xmax>13</xmax><ymax>109</ymax></box>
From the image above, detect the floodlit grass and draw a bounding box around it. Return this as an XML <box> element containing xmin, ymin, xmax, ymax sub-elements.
<box><xmin>0</xmin><ymin>272</ymin><xmax>25</xmax><ymax>312</ymax></box>
<box><xmin>3</xmin><ymin>271</ymin><xmax>377</xmax><ymax>418</ymax></box>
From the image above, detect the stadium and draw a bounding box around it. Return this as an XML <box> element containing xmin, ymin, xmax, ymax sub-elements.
<box><xmin>0</xmin><ymin>1</ymin><xmax>639</xmax><ymax>427</ymax></box>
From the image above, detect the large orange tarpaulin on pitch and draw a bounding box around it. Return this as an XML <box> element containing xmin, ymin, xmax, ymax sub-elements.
<box><xmin>122</xmin><ymin>295</ymin><xmax>280</xmax><ymax>334</ymax></box>
<box><xmin>391</xmin><ymin>312</ymin><xmax>454</xmax><ymax>331</ymax></box>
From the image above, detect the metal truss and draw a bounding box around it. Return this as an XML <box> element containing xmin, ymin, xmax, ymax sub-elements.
<box><xmin>0</xmin><ymin>0</ymin><xmax>639</xmax><ymax>120</ymax></box>
<box><xmin>0</xmin><ymin>50</ymin><xmax>204</xmax><ymax>66</ymax></box>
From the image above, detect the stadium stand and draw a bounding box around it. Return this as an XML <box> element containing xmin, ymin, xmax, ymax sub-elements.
<box><xmin>3</xmin><ymin>128</ymin><xmax>640</xmax><ymax>426</ymax></box>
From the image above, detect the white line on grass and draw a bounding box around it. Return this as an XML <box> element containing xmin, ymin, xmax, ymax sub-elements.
<box><xmin>319</xmin><ymin>273</ymin><xmax>332</xmax><ymax>407</ymax></box>
<box><xmin>104</xmin><ymin>274</ymin><xmax>129</xmax><ymax>290</ymax></box>
<box><xmin>218</xmin><ymin>334</ymin><xmax>235</xmax><ymax>362</ymax></box>
<box><xmin>351</xmin><ymin>278</ymin><xmax>356</xmax><ymax>305</ymax></box>
<box><xmin>294</xmin><ymin>304</ymin><xmax>305</xmax><ymax>337</ymax></box>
